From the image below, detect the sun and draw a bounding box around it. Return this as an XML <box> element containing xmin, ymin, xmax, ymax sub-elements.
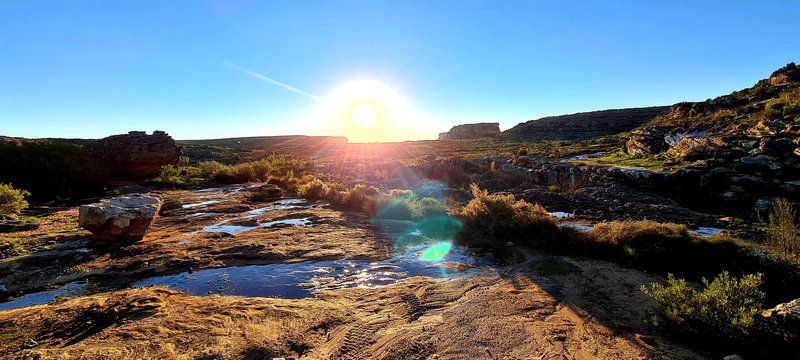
<box><xmin>352</xmin><ymin>103</ymin><xmax>377</xmax><ymax>128</ymax></box>
<box><xmin>312</xmin><ymin>79</ymin><xmax>430</xmax><ymax>142</ymax></box>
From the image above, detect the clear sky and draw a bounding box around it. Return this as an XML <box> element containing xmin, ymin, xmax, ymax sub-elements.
<box><xmin>1</xmin><ymin>1</ymin><xmax>799</xmax><ymax>141</ymax></box>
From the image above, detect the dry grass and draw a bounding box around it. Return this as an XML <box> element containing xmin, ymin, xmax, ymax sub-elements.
<box><xmin>590</xmin><ymin>220</ymin><xmax>690</xmax><ymax>247</ymax></box>
<box><xmin>457</xmin><ymin>184</ymin><xmax>558</xmax><ymax>244</ymax></box>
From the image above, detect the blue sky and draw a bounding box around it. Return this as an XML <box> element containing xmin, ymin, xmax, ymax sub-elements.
<box><xmin>1</xmin><ymin>1</ymin><xmax>799</xmax><ymax>140</ymax></box>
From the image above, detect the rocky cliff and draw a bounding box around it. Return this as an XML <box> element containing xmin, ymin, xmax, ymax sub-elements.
<box><xmin>499</xmin><ymin>107</ymin><xmax>670</xmax><ymax>141</ymax></box>
<box><xmin>624</xmin><ymin>62</ymin><xmax>800</xmax><ymax>213</ymax></box>
<box><xmin>438</xmin><ymin>123</ymin><xmax>500</xmax><ymax>140</ymax></box>
<box><xmin>88</xmin><ymin>131</ymin><xmax>182</xmax><ymax>179</ymax></box>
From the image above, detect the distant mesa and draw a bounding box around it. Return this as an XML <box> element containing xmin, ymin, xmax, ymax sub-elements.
<box><xmin>498</xmin><ymin>107</ymin><xmax>670</xmax><ymax>141</ymax></box>
<box><xmin>438</xmin><ymin>123</ymin><xmax>500</xmax><ymax>141</ymax></box>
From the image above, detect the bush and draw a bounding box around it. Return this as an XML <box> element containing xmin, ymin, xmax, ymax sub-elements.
<box><xmin>339</xmin><ymin>184</ymin><xmax>380</xmax><ymax>213</ymax></box>
<box><xmin>297</xmin><ymin>179</ymin><xmax>331</xmax><ymax>200</ymax></box>
<box><xmin>198</xmin><ymin>161</ymin><xmax>227</xmax><ymax>178</ymax></box>
<box><xmin>457</xmin><ymin>184</ymin><xmax>557</xmax><ymax>243</ymax></box>
<box><xmin>152</xmin><ymin>165</ymin><xmax>187</xmax><ymax>186</ymax></box>
<box><xmin>0</xmin><ymin>183</ymin><xmax>30</xmax><ymax>219</ymax></box>
<box><xmin>642</xmin><ymin>272</ymin><xmax>766</xmax><ymax>346</ymax></box>
<box><xmin>417</xmin><ymin>197</ymin><xmax>448</xmax><ymax>218</ymax></box>
<box><xmin>0</xmin><ymin>138</ymin><xmax>109</xmax><ymax>202</ymax></box>
<box><xmin>765</xmin><ymin>198</ymin><xmax>799</xmax><ymax>258</ymax></box>
<box><xmin>588</xmin><ymin>220</ymin><xmax>692</xmax><ymax>266</ymax></box>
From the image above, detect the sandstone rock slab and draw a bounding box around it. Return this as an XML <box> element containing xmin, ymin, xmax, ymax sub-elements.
<box><xmin>79</xmin><ymin>194</ymin><xmax>162</xmax><ymax>242</ymax></box>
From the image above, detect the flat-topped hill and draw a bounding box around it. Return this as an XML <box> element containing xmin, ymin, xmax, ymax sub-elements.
<box><xmin>498</xmin><ymin>106</ymin><xmax>670</xmax><ymax>141</ymax></box>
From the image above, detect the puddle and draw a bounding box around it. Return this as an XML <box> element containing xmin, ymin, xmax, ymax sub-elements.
<box><xmin>182</xmin><ymin>200</ymin><xmax>222</xmax><ymax>209</ymax></box>
<box><xmin>135</xmin><ymin>220</ymin><xmax>481</xmax><ymax>299</ymax></box>
<box><xmin>691</xmin><ymin>227</ymin><xmax>722</xmax><ymax>237</ymax></box>
<box><xmin>0</xmin><ymin>282</ymin><xmax>88</xmax><ymax>311</ymax></box>
<box><xmin>175</xmin><ymin>240</ymin><xmax>193</xmax><ymax>245</ymax></box>
<box><xmin>248</xmin><ymin>199</ymin><xmax>315</xmax><ymax>215</ymax></box>
<box><xmin>203</xmin><ymin>218</ymin><xmax>313</xmax><ymax>234</ymax></box>
<box><xmin>549</xmin><ymin>212</ymin><xmax>574</xmax><ymax>219</ymax></box>
<box><xmin>560</xmin><ymin>223</ymin><xmax>593</xmax><ymax>232</ymax></box>
<box><xmin>567</xmin><ymin>151</ymin><xmax>605</xmax><ymax>161</ymax></box>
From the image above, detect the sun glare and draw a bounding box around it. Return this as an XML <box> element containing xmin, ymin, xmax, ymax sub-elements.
<box><xmin>313</xmin><ymin>79</ymin><xmax>429</xmax><ymax>142</ymax></box>
<box><xmin>352</xmin><ymin>103</ymin><xmax>377</xmax><ymax>128</ymax></box>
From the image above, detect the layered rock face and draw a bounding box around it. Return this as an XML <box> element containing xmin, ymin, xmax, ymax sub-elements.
<box><xmin>624</xmin><ymin>63</ymin><xmax>800</xmax><ymax>214</ymax></box>
<box><xmin>88</xmin><ymin>131</ymin><xmax>181</xmax><ymax>179</ymax></box>
<box><xmin>79</xmin><ymin>194</ymin><xmax>162</xmax><ymax>242</ymax></box>
<box><xmin>438</xmin><ymin>123</ymin><xmax>500</xmax><ymax>140</ymax></box>
<box><xmin>499</xmin><ymin>107</ymin><xmax>669</xmax><ymax>141</ymax></box>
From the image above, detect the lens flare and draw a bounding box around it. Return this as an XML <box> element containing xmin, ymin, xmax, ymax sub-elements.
<box><xmin>419</xmin><ymin>242</ymin><xmax>452</xmax><ymax>262</ymax></box>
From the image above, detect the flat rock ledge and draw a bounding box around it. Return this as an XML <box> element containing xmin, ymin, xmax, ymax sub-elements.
<box><xmin>79</xmin><ymin>194</ymin><xmax>162</xmax><ymax>242</ymax></box>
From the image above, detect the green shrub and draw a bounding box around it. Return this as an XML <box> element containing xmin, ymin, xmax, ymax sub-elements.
<box><xmin>417</xmin><ymin>197</ymin><xmax>448</xmax><ymax>218</ymax></box>
<box><xmin>339</xmin><ymin>184</ymin><xmax>379</xmax><ymax>213</ymax></box>
<box><xmin>765</xmin><ymin>198</ymin><xmax>800</xmax><ymax>258</ymax></box>
<box><xmin>642</xmin><ymin>272</ymin><xmax>766</xmax><ymax>345</ymax></box>
<box><xmin>152</xmin><ymin>165</ymin><xmax>187</xmax><ymax>186</ymax></box>
<box><xmin>376</xmin><ymin>198</ymin><xmax>419</xmax><ymax>220</ymax></box>
<box><xmin>297</xmin><ymin>179</ymin><xmax>331</xmax><ymax>200</ymax></box>
<box><xmin>0</xmin><ymin>183</ymin><xmax>30</xmax><ymax>219</ymax></box>
<box><xmin>457</xmin><ymin>184</ymin><xmax>557</xmax><ymax>243</ymax></box>
<box><xmin>588</xmin><ymin>220</ymin><xmax>692</xmax><ymax>265</ymax></box>
<box><xmin>198</xmin><ymin>161</ymin><xmax>226</xmax><ymax>178</ymax></box>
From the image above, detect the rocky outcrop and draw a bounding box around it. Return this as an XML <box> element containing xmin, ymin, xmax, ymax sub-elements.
<box><xmin>621</xmin><ymin>63</ymin><xmax>800</xmax><ymax>216</ymax></box>
<box><xmin>88</xmin><ymin>131</ymin><xmax>181</xmax><ymax>179</ymax></box>
<box><xmin>500</xmin><ymin>107</ymin><xmax>670</xmax><ymax>141</ymax></box>
<box><xmin>248</xmin><ymin>184</ymin><xmax>283</xmax><ymax>201</ymax></box>
<box><xmin>438</xmin><ymin>123</ymin><xmax>500</xmax><ymax>141</ymax></box>
<box><xmin>79</xmin><ymin>194</ymin><xmax>162</xmax><ymax>242</ymax></box>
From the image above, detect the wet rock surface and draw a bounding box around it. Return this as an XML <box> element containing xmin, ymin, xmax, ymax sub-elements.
<box><xmin>0</xmin><ymin>184</ymin><xmax>703</xmax><ymax>358</ymax></box>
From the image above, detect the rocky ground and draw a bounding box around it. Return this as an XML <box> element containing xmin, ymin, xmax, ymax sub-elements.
<box><xmin>0</xmin><ymin>185</ymin><xmax>705</xmax><ymax>359</ymax></box>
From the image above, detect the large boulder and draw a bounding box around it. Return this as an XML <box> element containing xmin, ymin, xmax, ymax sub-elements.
<box><xmin>79</xmin><ymin>194</ymin><xmax>162</xmax><ymax>242</ymax></box>
<box><xmin>438</xmin><ymin>123</ymin><xmax>500</xmax><ymax>140</ymax></box>
<box><xmin>88</xmin><ymin>131</ymin><xmax>181</xmax><ymax>179</ymax></box>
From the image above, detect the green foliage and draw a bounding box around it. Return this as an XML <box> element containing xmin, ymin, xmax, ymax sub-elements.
<box><xmin>642</xmin><ymin>272</ymin><xmax>766</xmax><ymax>345</ymax></box>
<box><xmin>297</xmin><ymin>179</ymin><xmax>332</xmax><ymax>201</ymax></box>
<box><xmin>0</xmin><ymin>138</ymin><xmax>109</xmax><ymax>202</ymax></box>
<box><xmin>194</xmin><ymin>154</ymin><xmax>306</xmax><ymax>185</ymax></box>
<box><xmin>457</xmin><ymin>184</ymin><xmax>557</xmax><ymax>243</ymax></box>
<box><xmin>0</xmin><ymin>183</ymin><xmax>30</xmax><ymax>219</ymax></box>
<box><xmin>152</xmin><ymin>165</ymin><xmax>193</xmax><ymax>187</ymax></box>
<box><xmin>417</xmin><ymin>197</ymin><xmax>448</xmax><ymax>217</ymax></box>
<box><xmin>765</xmin><ymin>198</ymin><xmax>800</xmax><ymax>258</ymax></box>
<box><xmin>576</xmin><ymin>150</ymin><xmax>672</xmax><ymax>171</ymax></box>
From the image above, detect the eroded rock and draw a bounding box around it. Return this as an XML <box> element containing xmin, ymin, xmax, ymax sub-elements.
<box><xmin>248</xmin><ymin>184</ymin><xmax>283</xmax><ymax>202</ymax></box>
<box><xmin>88</xmin><ymin>130</ymin><xmax>181</xmax><ymax>179</ymax></box>
<box><xmin>79</xmin><ymin>194</ymin><xmax>162</xmax><ymax>242</ymax></box>
<box><xmin>438</xmin><ymin>123</ymin><xmax>500</xmax><ymax>140</ymax></box>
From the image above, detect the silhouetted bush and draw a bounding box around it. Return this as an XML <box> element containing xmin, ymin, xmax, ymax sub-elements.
<box><xmin>0</xmin><ymin>138</ymin><xmax>109</xmax><ymax>202</ymax></box>
<box><xmin>0</xmin><ymin>183</ymin><xmax>30</xmax><ymax>219</ymax></box>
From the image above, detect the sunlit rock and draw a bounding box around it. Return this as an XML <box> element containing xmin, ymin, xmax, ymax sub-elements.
<box><xmin>79</xmin><ymin>194</ymin><xmax>162</xmax><ymax>242</ymax></box>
